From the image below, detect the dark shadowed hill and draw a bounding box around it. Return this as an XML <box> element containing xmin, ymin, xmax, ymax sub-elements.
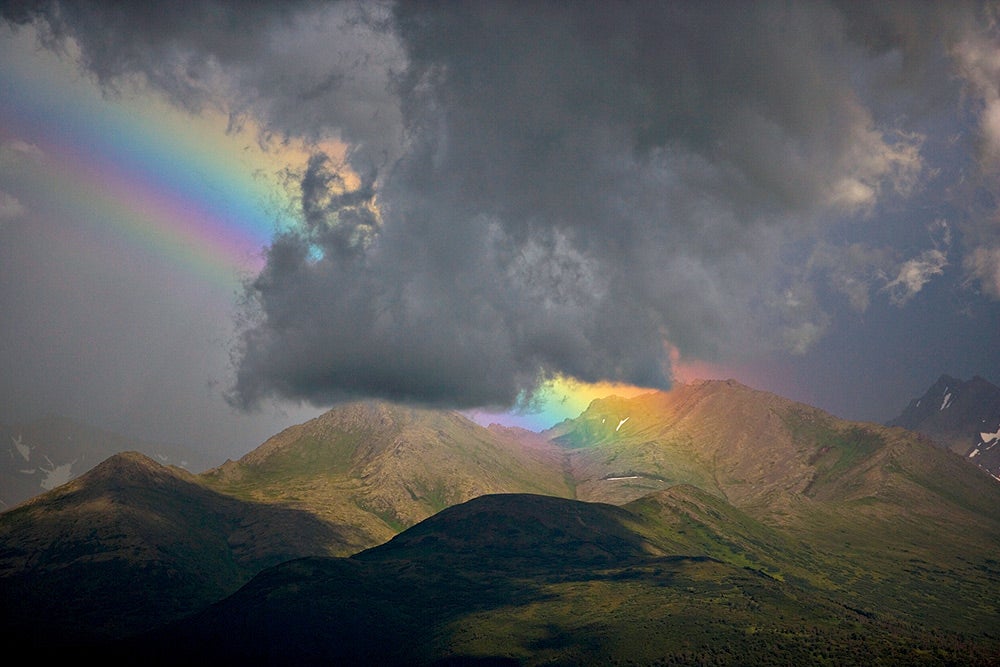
<box><xmin>123</xmin><ymin>491</ymin><xmax>1000</xmax><ymax>666</ymax></box>
<box><xmin>0</xmin><ymin>451</ymin><xmax>362</xmax><ymax>648</ymax></box>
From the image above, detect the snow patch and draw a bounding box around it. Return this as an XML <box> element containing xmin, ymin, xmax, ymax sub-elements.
<box><xmin>11</xmin><ymin>434</ymin><xmax>31</xmax><ymax>462</ymax></box>
<box><xmin>980</xmin><ymin>425</ymin><xmax>1000</xmax><ymax>445</ymax></box>
<box><xmin>940</xmin><ymin>392</ymin><xmax>952</xmax><ymax>410</ymax></box>
<box><xmin>39</xmin><ymin>455</ymin><xmax>75</xmax><ymax>491</ymax></box>
<box><xmin>970</xmin><ymin>448</ymin><xmax>981</xmax><ymax>458</ymax></box>
<box><xmin>616</xmin><ymin>417</ymin><xmax>629</xmax><ymax>432</ymax></box>
<box><xmin>605</xmin><ymin>475</ymin><xmax>640</xmax><ymax>481</ymax></box>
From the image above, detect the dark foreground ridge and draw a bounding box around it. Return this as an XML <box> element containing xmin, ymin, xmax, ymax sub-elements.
<box><xmin>116</xmin><ymin>490</ymin><xmax>1000</xmax><ymax>666</ymax></box>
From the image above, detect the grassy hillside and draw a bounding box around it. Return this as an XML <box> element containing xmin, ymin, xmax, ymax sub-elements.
<box><xmin>201</xmin><ymin>401</ymin><xmax>574</xmax><ymax>548</ymax></box>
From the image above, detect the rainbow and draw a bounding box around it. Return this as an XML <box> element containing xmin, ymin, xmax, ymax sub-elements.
<box><xmin>467</xmin><ymin>375</ymin><xmax>656</xmax><ymax>432</ymax></box>
<box><xmin>0</xmin><ymin>26</ymin><xmax>298</xmax><ymax>285</ymax></box>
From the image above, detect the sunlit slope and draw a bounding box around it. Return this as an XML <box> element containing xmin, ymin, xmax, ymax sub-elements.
<box><xmin>554</xmin><ymin>379</ymin><xmax>999</xmax><ymax>516</ymax></box>
<box><xmin>550</xmin><ymin>380</ymin><xmax>1000</xmax><ymax>634</ymax></box>
<box><xmin>132</xmin><ymin>492</ymin><xmax>1000</xmax><ymax>666</ymax></box>
<box><xmin>551</xmin><ymin>379</ymin><xmax>869</xmax><ymax>506</ymax></box>
<box><xmin>201</xmin><ymin>401</ymin><xmax>574</xmax><ymax>550</ymax></box>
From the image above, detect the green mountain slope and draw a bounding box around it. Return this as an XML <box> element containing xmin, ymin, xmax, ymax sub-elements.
<box><xmin>551</xmin><ymin>381</ymin><xmax>1000</xmax><ymax>633</ymax></box>
<box><xmin>201</xmin><ymin>400</ymin><xmax>574</xmax><ymax>548</ymax></box>
<box><xmin>551</xmin><ymin>380</ymin><xmax>887</xmax><ymax>508</ymax></box>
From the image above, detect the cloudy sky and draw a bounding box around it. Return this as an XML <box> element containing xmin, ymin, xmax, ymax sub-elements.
<box><xmin>2</xmin><ymin>1</ymin><xmax>1000</xmax><ymax>460</ymax></box>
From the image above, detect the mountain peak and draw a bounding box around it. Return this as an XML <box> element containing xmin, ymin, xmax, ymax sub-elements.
<box><xmin>887</xmin><ymin>374</ymin><xmax>1000</xmax><ymax>479</ymax></box>
<box><xmin>203</xmin><ymin>397</ymin><xmax>576</xmax><ymax>544</ymax></box>
<box><xmin>81</xmin><ymin>450</ymin><xmax>189</xmax><ymax>482</ymax></box>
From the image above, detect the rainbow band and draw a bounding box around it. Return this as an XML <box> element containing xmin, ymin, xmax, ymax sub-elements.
<box><xmin>0</xmin><ymin>27</ymin><xmax>294</xmax><ymax>283</ymax></box>
<box><xmin>468</xmin><ymin>376</ymin><xmax>654</xmax><ymax>432</ymax></box>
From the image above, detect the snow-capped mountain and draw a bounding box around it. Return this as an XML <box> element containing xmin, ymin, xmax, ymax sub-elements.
<box><xmin>888</xmin><ymin>374</ymin><xmax>1000</xmax><ymax>481</ymax></box>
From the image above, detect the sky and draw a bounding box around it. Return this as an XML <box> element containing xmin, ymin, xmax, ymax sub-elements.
<box><xmin>2</xmin><ymin>1</ymin><xmax>1000</xmax><ymax>460</ymax></box>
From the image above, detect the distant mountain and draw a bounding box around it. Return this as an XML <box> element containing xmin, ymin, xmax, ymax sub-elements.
<box><xmin>0</xmin><ymin>416</ymin><xmax>215</xmax><ymax>509</ymax></box>
<box><xmin>888</xmin><ymin>374</ymin><xmax>1000</xmax><ymax>480</ymax></box>
<box><xmin>3</xmin><ymin>381</ymin><xmax>1000</xmax><ymax>662</ymax></box>
<box><xmin>549</xmin><ymin>379</ymin><xmax>982</xmax><ymax>512</ymax></box>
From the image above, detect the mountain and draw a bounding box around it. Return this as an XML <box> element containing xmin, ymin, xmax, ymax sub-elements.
<box><xmin>551</xmin><ymin>379</ymin><xmax>989</xmax><ymax>511</ymax></box>
<box><xmin>200</xmin><ymin>400</ymin><xmax>574</xmax><ymax>551</ymax></box>
<box><xmin>888</xmin><ymin>374</ymin><xmax>1000</xmax><ymax>480</ymax></box>
<box><xmin>0</xmin><ymin>416</ymin><xmax>215</xmax><ymax>509</ymax></box>
<box><xmin>0</xmin><ymin>451</ymin><xmax>363</xmax><ymax>648</ymax></box>
<box><xmin>1</xmin><ymin>401</ymin><xmax>575</xmax><ymax>653</ymax></box>
<box><xmin>124</xmin><ymin>490</ymin><xmax>1000</xmax><ymax>666</ymax></box>
<box><xmin>546</xmin><ymin>380</ymin><xmax>1000</xmax><ymax>635</ymax></box>
<box><xmin>3</xmin><ymin>380</ymin><xmax>1000</xmax><ymax>662</ymax></box>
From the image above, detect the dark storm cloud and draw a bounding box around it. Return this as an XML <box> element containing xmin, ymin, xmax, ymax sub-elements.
<box><xmin>6</xmin><ymin>1</ymin><xmax>999</xmax><ymax>413</ymax></box>
<box><xmin>0</xmin><ymin>0</ymin><xmax>404</xmax><ymax>157</ymax></box>
<box><xmin>233</xmin><ymin>0</ymin><xmax>936</xmax><ymax>410</ymax></box>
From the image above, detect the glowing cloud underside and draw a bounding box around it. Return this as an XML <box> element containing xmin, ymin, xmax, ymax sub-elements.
<box><xmin>467</xmin><ymin>376</ymin><xmax>655</xmax><ymax>432</ymax></box>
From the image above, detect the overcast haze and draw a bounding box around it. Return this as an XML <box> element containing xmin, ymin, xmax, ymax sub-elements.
<box><xmin>2</xmin><ymin>1</ymin><xmax>1000</xmax><ymax>461</ymax></box>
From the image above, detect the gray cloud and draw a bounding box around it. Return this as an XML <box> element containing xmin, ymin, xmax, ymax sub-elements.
<box><xmin>6</xmin><ymin>1</ymin><xmax>998</xmax><ymax>415</ymax></box>
<box><xmin>229</xmin><ymin>1</ymin><xmax>942</xmax><ymax>410</ymax></box>
<box><xmin>1</xmin><ymin>0</ymin><xmax>405</xmax><ymax>163</ymax></box>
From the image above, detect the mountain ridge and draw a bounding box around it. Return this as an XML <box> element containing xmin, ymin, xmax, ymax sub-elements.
<box><xmin>0</xmin><ymin>450</ymin><xmax>367</xmax><ymax>645</ymax></box>
<box><xmin>201</xmin><ymin>399</ymin><xmax>575</xmax><ymax>547</ymax></box>
<box><xmin>2</xmin><ymin>378</ymin><xmax>999</xmax><ymax>662</ymax></box>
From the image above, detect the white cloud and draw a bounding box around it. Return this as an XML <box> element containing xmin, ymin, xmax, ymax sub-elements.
<box><xmin>0</xmin><ymin>191</ymin><xmax>25</xmax><ymax>220</ymax></box>
<box><xmin>825</xmin><ymin>120</ymin><xmax>924</xmax><ymax>215</ymax></box>
<box><xmin>7</xmin><ymin>139</ymin><xmax>44</xmax><ymax>159</ymax></box>
<box><xmin>953</xmin><ymin>19</ymin><xmax>1000</xmax><ymax>163</ymax></box>
<box><xmin>964</xmin><ymin>246</ymin><xmax>1000</xmax><ymax>298</ymax></box>
<box><xmin>883</xmin><ymin>249</ymin><xmax>949</xmax><ymax>306</ymax></box>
